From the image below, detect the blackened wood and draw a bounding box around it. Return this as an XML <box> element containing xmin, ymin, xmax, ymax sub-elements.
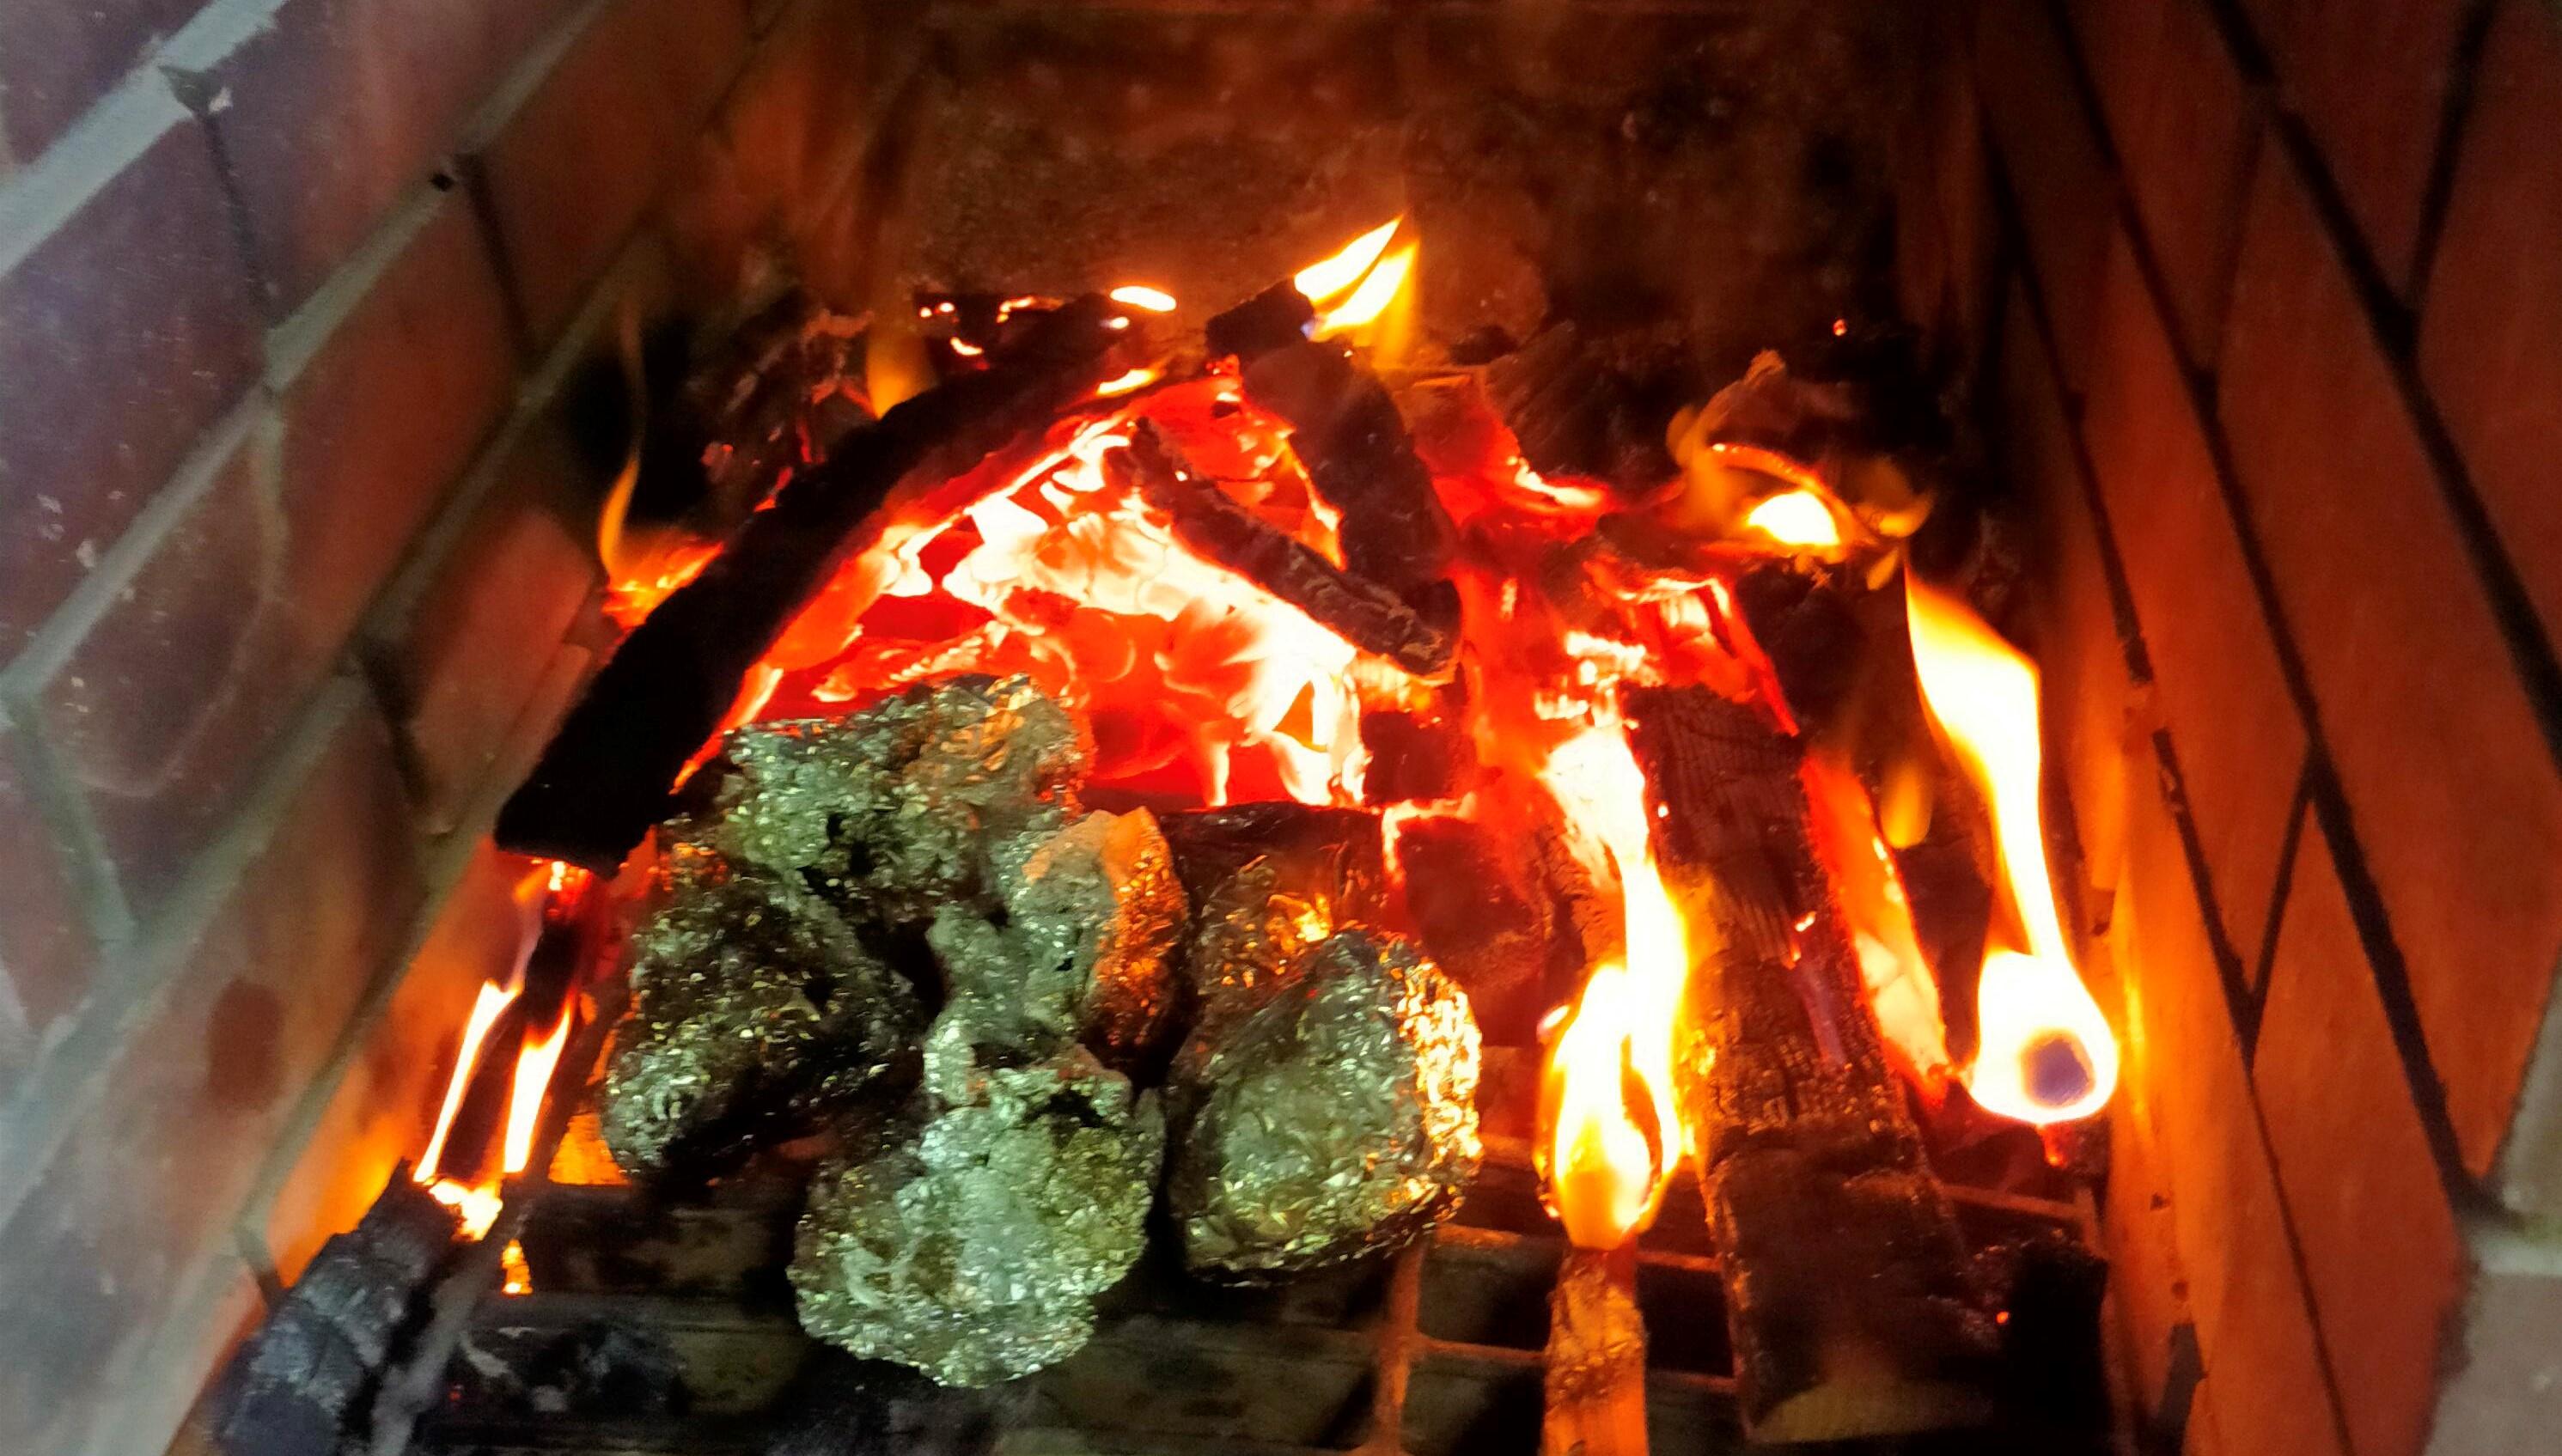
<box><xmin>210</xmin><ymin>1173</ymin><xmax>460</xmax><ymax>1456</ymax></box>
<box><xmin>1357</xmin><ymin>700</ymin><xmax>1475</xmax><ymax>806</ymax></box>
<box><xmin>1480</xmin><ymin>320</ymin><xmax>1693</xmax><ymax>490</ymax></box>
<box><xmin>678</xmin><ymin>288</ymin><xmax>869</xmax><ymax>510</ymax></box>
<box><xmin>1239</xmin><ymin>341</ymin><xmax>1461</xmax><ymax>651</ymax></box>
<box><xmin>1625</xmin><ymin>685</ymin><xmax>1998</xmax><ymax>1442</ymax></box>
<box><xmin>1205</xmin><ymin>279</ymin><xmax>1315</xmax><ymax>362</ymax></box>
<box><xmin>1112</xmin><ymin>423</ymin><xmax>1455</xmax><ymax>673</ymax></box>
<box><xmin>497</xmin><ymin>296</ymin><xmax>1136</xmax><ymax>868</ymax></box>
<box><xmin>1156</xmin><ymin>802</ymin><xmax>1386</xmax><ymax>913</ymax></box>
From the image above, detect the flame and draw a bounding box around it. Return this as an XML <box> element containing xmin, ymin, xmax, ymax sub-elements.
<box><xmin>1293</xmin><ymin>218</ymin><xmax>1401</xmax><ymax>305</ymax></box>
<box><xmin>1315</xmin><ymin>242</ymin><xmax>1417</xmax><ymax>337</ymax></box>
<box><xmin>1904</xmin><ymin>575</ymin><xmax>2118</xmax><ymax>1124</ymax></box>
<box><xmin>1108</xmin><ymin>284</ymin><xmax>1177</xmax><ymax>313</ymax></box>
<box><xmin>1095</xmin><ymin>366</ymin><xmax>1160</xmax><ymax>397</ymax></box>
<box><xmin>414</xmin><ymin>975</ymin><xmax>522</xmax><ymax>1188</ymax></box>
<box><xmin>1742</xmin><ymin>490</ymin><xmax>1840</xmax><ymax>549</ymax></box>
<box><xmin>501</xmin><ymin>1239</ymin><xmax>533</xmax><ymax>1296</ymax></box>
<box><xmin>1536</xmin><ymin>722</ymin><xmax>1691</xmax><ymax>1249</ymax></box>
<box><xmin>502</xmin><ymin>1000</ymin><xmax>576</xmax><ymax>1175</ymax></box>
<box><xmin>429</xmin><ymin>1181</ymin><xmax>503</xmax><ymax>1241</ymax></box>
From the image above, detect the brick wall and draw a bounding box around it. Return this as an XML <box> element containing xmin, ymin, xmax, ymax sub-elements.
<box><xmin>0</xmin><ymin>1</ymin><xmax>768</xmax><ymax>1451</ymax></box>
<box><xmin>1908</xmin><ymin>2</ymin><xmax>2562</xmax><ymax>1452</ymax></box>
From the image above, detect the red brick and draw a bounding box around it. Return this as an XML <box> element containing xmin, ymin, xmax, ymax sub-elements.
<box><xmin>1974</xmin><ymin>0</ymin><xmax>2114</xmax><ymax>389</ymax></box>
<box><xmin>2081</xmin><ymin>238</ymin><xmax>2302</xmax><ymax>966</ymax></box>
<box><xmin>272</xmin><ymin>192</ymin><xmax>516</xmax><ymax>694</ymax></box>
<box><xmin>32</xmin><ymin>416</ymin><xmax>313</xmax><ymax>917</ymax></box>
<box><xmin>0</xmin><ymin>100</ymin><xmax>263</xmax><ymax>655</ymax></box>
<box><xmin>0</xmin><ymin>685</ymin><xmax>419</xmax><ymax>1455</ymax></box>
<box><xmin>2256</xmin><ymin>0</ymin><xmax>2477</xmax><ymax>291</ymax></box>
<box><xmin>2419</xmin><ymin>0</ymin><xmax>2562</xmax><ymax>667</ymax></box>
<box><xmin>166</xmin><ymin>0</ymin><xmax>577</xmax><ymax>314</ymax></box>
<box><xmin>368</xmin><ymin>419</ymin><xmax>602</xmax><ymax>832</ymax></box>
<box><xmin>2254</xmin><ymin>826</ymin><xmax>2463</xmax><ymax>1456</ymax></box>
<box><xmin>254</xmin><ymin>844</ymin><xmax>529</xmax><ymax>1282</ymax></box>
<box><xmin>2111</xmin><ymin>772</ymin><xmax>2346</xmax><ymax>1456</ymax></box>
<box><xmin>0</xmin><ymin>0</ymin><xmax>202</xmax><ymax>161</ymax></box>
<box><xmin>474</xmin><ymin>0</ymin><xmax>751</xmax><ymax>345</ymax></box>
<box><xmin>2001</xmin><ymin>281</ymin><xmax>2138</xmax><ymax>910</ymax></box>
<box><xmin>2424</xmin><ymin>1235</ymin><xmax>2562</xmax><ymax>1455</ymax></box>
<box><xmin>0</xmin><ymin>716</ymin><xmax>100</xmax><ymax>1033</ymax></box>
<box><xmin>2217</xmin><ymin>155</ymin><xmax>2562</xmax><ymax>1181</ymax></box>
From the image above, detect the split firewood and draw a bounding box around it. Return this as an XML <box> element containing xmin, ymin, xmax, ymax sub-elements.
<box><xmin>1108</xmin><ymin>421</ymin><xmax>1455</xmax><ymax>673</ymax></box>
<box><xmin>1541</xmin><ymin>1243</ymin><xmax>1650</xmax><ymax>1456</ymax></box>
<box><xmin>1626</xmin><ymin>684</ymin><xmax>1999</xmax><ymax>1442</ymax></box>
<box><xmin>497</xmin><ymin>295</ymin><xmax>1143</xmax><ymax>870</ymax></box>
<box><xmin>208</xmin><ymin>1171</ymin><xmax>460</xmax><ymax>1456</ymax></box>
<box><xmin>1240</xmin><ymin>339</ymin><xmax>1463</xmax><ymax>653</ymax></box>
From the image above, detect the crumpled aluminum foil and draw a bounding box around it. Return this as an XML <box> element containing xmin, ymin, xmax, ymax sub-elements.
<box><xmin>674</xmin><ymin>675</ymin><xmax>1089</xmax><ymax>925</ymax></box>
<box><xmin>601</xmin><ymin>858</ymin><xmax>925</xmax><ymax>1179</ymax></box>
<box><xmin>1167</xmin><ymin>928</ymin><xmax>1483</xmax><ymax>1278</ymax></box>
<box><xmin>926</xmin><ymin>807</ymin><xmax>1186</xmax><ymax>1067</ymax></box>
<box><xmin>790</xmin><ymin>1045</ymin><xmax>1165</xmax><ymax>1387</ymax></box>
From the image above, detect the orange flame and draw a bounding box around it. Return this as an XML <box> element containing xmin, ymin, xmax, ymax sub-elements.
<box><xmin>502</xmin><ymin>1000</ymin><xmax>576</xmax><ymax>1175</ymax></box>
<box><xmin>1294</xmin><ymin>219</ymin><xmax>1401</xmax><ymax>306</ymax></box>
<box><xmin>1536</xmin><ymin>722</ymin><xmax>1691</xmax><ymax>1249</ymax></box>
<box><xmin>1742</xmin><ymin>489</ymin><xmax>1841</xmax><ymax>550</ymax></box>
<box><xmin>1904</xmin><ymin>576</ymin><xmax>2118</xmax><ymax>1124</ymax></box>
<box><xmin>1095</xmin><ymin>366</ymin><xmax>1160</xmax><ymax>398</ymax></box>
<box><xmin>1315</xmin><ymin>242</ymin><xmax>1417</xmax><ymax>338</ymax></box>
<box><xmin>414</xmin><ymin>974</ymin><xmax>522</xmax><ymax>1189</ymax></box>
<box><xmin>1107</xmin><ymin>284</ymin><xmax>1177</xmax><ymax>314</ymax></box>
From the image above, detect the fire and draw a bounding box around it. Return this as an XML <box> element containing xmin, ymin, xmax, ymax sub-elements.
<box><xmin>1903</xmin><ymin>575</ymin><xmax>2119</xmax><ymax>1123</ymax></box>
<box><xmin>413</xmin><ymin>861</ymin><xmax>589</xmax><ymax>1241</ymax></box>
<box><xmin>1315</xmin><ymin>242</ymin><xmax>1418</xmax><ymax>338</ymax></box>
<box><xmin>1742</xmin><ymin>489</ymin><xmax>1840</xmax><ymax>550</ymax></box>
<box><xmin>1095</xmin><ymin>366</ymin><xmax>1160</xmax><ymax>397</ymax></box>
<box><xmin>1107</xmin><ymin>284</ymin><xmax>1177</xmax><ymax>313</ymax></box>
<box><xmin>1535</xmin><ymin>722</ymin><xmax>1691</xmax><ymax>1250</ymax></box>
<box><xmin>1293</xmin><ymin>218</ymin><xmax>1401</xmax><ymax>305</ymax></box>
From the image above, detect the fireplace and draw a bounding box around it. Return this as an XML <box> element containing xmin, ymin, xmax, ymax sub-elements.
<box><xmin>2</xmin><ymin>1</ymin><xmax>2558</xmax><ymax>1453</ymax></box>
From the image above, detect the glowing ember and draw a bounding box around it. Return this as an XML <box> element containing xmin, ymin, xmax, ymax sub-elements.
<box><xmin>1293</xmin><ymin>218</ymin><xmax>1401</xmax><ymax>305</ymax></box>
<box><xmin>1904</xmin><ymin>575</ymin><xmax>2119</xmax><ymax>1124</ymax></box>
<box><xmin>1095</xmin><ymin>366</ymin><xmax>1160</xmax><ymax>397</ymax></box>
<box><xmin>1535</xmin><ymin>722</ymin><xmax>1691</xmax><ymax>1250</ymax></box>
<box><xmin>1742</xmin><ymin>489</ymin><xmax>1840</xmax><ymax>550</ymax></box>
<box><xmin>500</xmin><ymin>1239</ymin><xmax>534</xmax><ymax>1296</ymax></box>
<box><xmin>1107</xmin><ymin>284</ymin><xmax>1178</xmax><ymax>313</ymax></box>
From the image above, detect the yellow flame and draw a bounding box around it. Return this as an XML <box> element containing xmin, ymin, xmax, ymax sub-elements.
<box><xmin>1743</xmin><ymin>490</ymin><xmax>1841</xmax><ymax>549</ymax></box>
<box><xmin>501</xmin><ymin>1239</ymin><xmax>533</xmax><ymax>1296</ymax></box>
<box><xmin>1095</xmin><ymin>366</ymin><xmax>1160</xmax><ymax>397</ymax></box>
<box><xmin>1108</xmin><ymin>284</ymin><xmax>1177</xmax><ymax>313</ymax></box>
<box><xmin>1315</xmin><ymin>242</ymin><xmax>1417</xmax><ymax>337</ymax></box>
<box><xmin>414</xmin><ymin>975</ymin><xmax>521</xmax><ymax>1186</ymax></box>
<box><xmin>1904</xmin><ymin>575</ymin><xmax>2119</xmax><ymax>1124</ymax></box>
<box><xmin>1537</xmin><ymin>722</ymin><xmax>1690</xmax><ymax>1249</ymax></box>
<box><xmin>428</xmin><ymin>1180</ymin><xmax>503</xmax><ymax>1241</ymax></box>
<box><xmin>501</xmin><ymin>1002</ymin><xmax>576</xmax><ymax>1175</ymax></box>
<box><xmin>1294</xmin><ymin>218</ymin><xmax>1401</xmax><ymax>305</ymax></box>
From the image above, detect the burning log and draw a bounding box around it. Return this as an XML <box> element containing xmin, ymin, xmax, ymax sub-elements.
<box><xmin>497</xmin><ymin>295</ymin><xmax>1141</xmax><ymax>870</ymax></box>
<box><xmin>209</xmin><ymin>1170</ymin><xmax>460</xmax><ymax>1456</ymax></box>
<box><xmin>1626</xmin><ymin>684</ymin><xmax>1999</xmax><ymax>1441</ymax></box>
<box><xmin>1481</xmin><ymin>320</ymin><xmax>1695</xmax><ymax>490</ymax></box>
<box><xmin>1393</xmin><ymin>799</ymin><xmax>1610</xmax><ymax>1047</ymax></box>
<box><xmin>1107</xmin><ymin>422</ymin><xmax>1455</xmax><ymax>674</ymax></box>
<box><xmin>676</xmin><ymin>288</ymin><xmax>871</xmax><ymax>511</ymax></box>
<box><xmin>1540</xmin><ymin>1243</ymin><xmax>1650</xmax><ymax>1456</ymax></box>
<box><xmin>1238</xmin><ymin>340</ymin><xmax>1463</xmax><ymax>658</ymax></box>
<box><xmin>1165</xmin><ymin>927</ymin><xmax>1482</xmax><ymax>1278</ymax></box>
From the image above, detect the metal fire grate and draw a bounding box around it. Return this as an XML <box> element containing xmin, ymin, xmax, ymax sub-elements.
<box><xmin>410</xmin><ymin>1134</ymin><xmax>2096</xmax><ymax>1456</ymax></box>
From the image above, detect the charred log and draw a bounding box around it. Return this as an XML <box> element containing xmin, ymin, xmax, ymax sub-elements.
<box><xmin>1239</xmin><ymin>340</ymin><xmax>1462</xmax><ymax>650</ymax></box>
<box><xmin>1358</xmin><ymin>698</ymin><xmax>1476</xmax><ymax>806</ymax></box>
<box><xmin>1110</xmin><ymin>423</ymin><xmax>1455</xmax><ymax>673</ymax></box>
<box><xmin>1626</xmin><ymin>684</ymin><xmax>1999</xmax><ymax>1441</ymax></box>
<box><xmin>679</xmin><ymin>289</ymin><xmax>872</xmax><ymax>512</ymax></box>
<box><xmin>209</xmin><ymin>1171</ymin><xmax>461</xmax><ymax>1456</ymax></box>
<box><xmin>1480</xmin><ymin>320</ymin><xmax>1695</xmax><ymax>490</ymax></box>
<box><xmin>497</xmin><ymin>296</ymin><xmax>1139</xmax><ymax>870</ymax></box>
<box><xmin>1204</xmin><ymin>278</ymin><xmax>1315</xmax><ymax>363</ymax></box>
<box><xmin>1394</xmin><ymin>809</ymin><xmax>1591</xmax><ymax>1047</ymax></box>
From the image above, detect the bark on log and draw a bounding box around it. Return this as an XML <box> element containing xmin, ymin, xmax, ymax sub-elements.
<box><xmin>497</xmin><ymin>296</ymin><xmax>1138</xmax><ymax>869</ymax></box>
<box><xmin>1625</xmin><ymin>684</ymin><xmax>1998</xmax><ymax>1442</ymax></box>
<box><xmin>1110</xmin><ymin>422</ymin><xmax>1455</xmax><ymax>673</ymax></box>
<box><xmin>1240</xmin><ymin>340</ymin><xmax>1462</xmax><ymax>652</ymax></box>
<box><xmin>210</xmin><ymin>1171</ymin><xmax>460</xmax><ymax>1456</ymax></box>
<box><xmin>1541</xmin><ymin>1242</ymin><xmax>1650</xmax><ymax>1456</ymax></box>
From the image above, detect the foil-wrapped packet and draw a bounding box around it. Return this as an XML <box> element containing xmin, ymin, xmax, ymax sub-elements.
<box><xmin>790</xmin><ymin>1046</ymin><xmax>1165</xmax><ymax>1386</ymax></box>
<box><xmin>1167</xmin><ymin>928</ymin><xmax>1484</xmax><ymax>1278</ymax></box>
<box><xmin>674</xmin><ymin>676</ymin><xmax>1089</xmax><ymax>924</ymax></box>
<box><xmin>927</xmin><ymin>807</ymin><xmax>1186</xmax><ymax>1066</ymax></box>
<box><xmin>601</xmin><ymin>858</ymin><xmax>925</xmax><ymax>1179</ymax></box>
